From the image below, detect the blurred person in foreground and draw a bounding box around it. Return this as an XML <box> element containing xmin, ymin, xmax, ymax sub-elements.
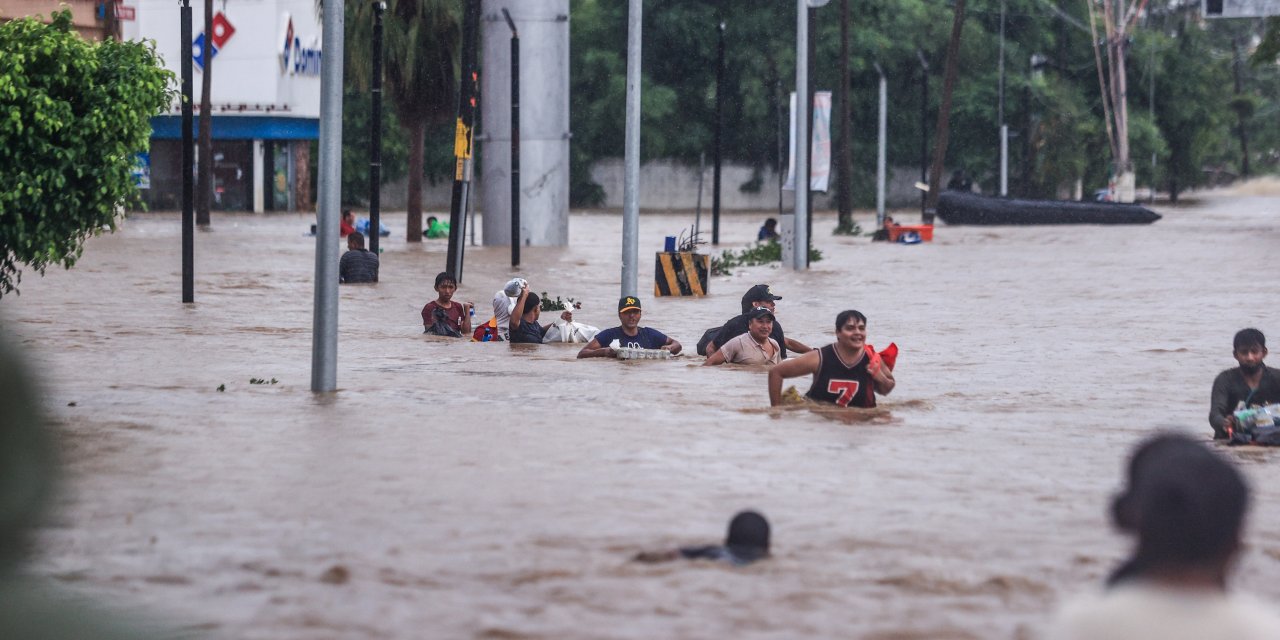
<box><xmin>1047</xmin><ymin>433</ymin><xmax>1280</xmax><ymax>640</ymax></box>
<box><xmin>1209</xmin><ymin>328</ymin><xmax>1280</xmax><ymax>440</ymax></box>
<box><xmin>0</xmin><ymin>333</ymin><xmax>176</xmax><ymax>639</ymax></box>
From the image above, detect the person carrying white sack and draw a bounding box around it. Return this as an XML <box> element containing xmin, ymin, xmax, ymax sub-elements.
<box><xmin>490</xmin><ymin>278</ymin><xmax>525</xmax><ymax>342</ymax></box>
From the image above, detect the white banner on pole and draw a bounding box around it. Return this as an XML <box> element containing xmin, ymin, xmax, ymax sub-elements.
<box><xmin>782</xmin><ymin>90</ymin><xmax>832</xmax><ymax>192</ymax></box>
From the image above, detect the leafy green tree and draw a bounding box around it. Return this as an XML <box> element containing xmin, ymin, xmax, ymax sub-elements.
<box><xmin>0</xmin><ymin>11</ymin><xmax>172</xmax><ymax>297</ymax></box>
<box><xmin>345</xmin><ymin>0</ymin><xmax>459</xmax><ymax>241</ymax></box>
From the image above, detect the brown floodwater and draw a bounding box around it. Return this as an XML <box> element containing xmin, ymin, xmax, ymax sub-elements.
<box><xmin>6</xmin><ymin>183</ymin><xmax>1280</xmax><ymax>639</ymax></box>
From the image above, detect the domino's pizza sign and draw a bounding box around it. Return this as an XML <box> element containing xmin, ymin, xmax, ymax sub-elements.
<box><xmin>192</xmin><ymin>11</ymin><xmax>235</xmax><ymax>71</ymax></box>
<box><xmin>278</xmin><ymin>13</ymin><xmax>322</xmax><ymax>76</ymax></box>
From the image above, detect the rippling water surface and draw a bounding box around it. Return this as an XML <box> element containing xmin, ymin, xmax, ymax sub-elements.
<box><xmin>7</xmin><ymin>184</ymin><xmax>1280</xmax><ymax>639</ymax></box>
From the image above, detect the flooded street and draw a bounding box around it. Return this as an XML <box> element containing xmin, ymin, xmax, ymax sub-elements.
<box><xmin>6</xmin><ymin>183</ymin><xmax>1280</xmax><ymax>639</ymax></box>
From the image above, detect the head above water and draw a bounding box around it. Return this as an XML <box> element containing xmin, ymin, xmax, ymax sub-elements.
<box><xmin>1233</xmin><ymin>328</ymin><xmax>1267</xmax><ymax>374</ymax></box>
<box><xmin>835</xmin><ymin>309</ymin><xmax>867</xmax><ymax>331</ymax></box>
<box><xmin>434</xmin><ymin>271</ymin><xmax>457</xmax><ymax>289</ymax></box>
<box><xmin>522</xmin><ymin>292</ymin><xmax>541</xmax><ymax>317</ymax></box>
<box><xmin>1107</xmin><ymin>433</ymin><xmax>1249</xmax><ymax>588</ymax></box>
<box><xmin>740</xmin><ymin>284</ymin><xmax>782</xmax><ymax>314</ymax></box>
<box><xmin>348</xmin><ymin>231</ymin><xmax>365</xmax><ymax>250</ymax></box>
<box><xmin>763</xmin><ymin>218</ymin><xmax>777</xmax><ymax>229</ymax></box>
<box><xmin>343</xmin><ymin>209</ymin><xmax>353</xmax><ymax>222</ymax></box>
<box><xmin>1234</xmin><ymin>328</ymin><xmax>1265</xmax><ymax>352</ymax></box>
<box><xmin>725</xmin><ymin>510</ymin><xmax>770</xmax><ymax>561</ymax></box>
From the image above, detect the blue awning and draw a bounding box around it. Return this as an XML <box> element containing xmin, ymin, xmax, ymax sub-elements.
<box><xmin>150</xmin><ymin>115</ymin><xmax>319</xmax><ymax>140</ymax></box>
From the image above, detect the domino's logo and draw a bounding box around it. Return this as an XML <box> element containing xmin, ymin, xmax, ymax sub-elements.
<box><xmin>278</xmin><ymin>13</ymin><xmax>322</xmax><ymax>76</ymax></box>
<box><xmin>193</xmin><ymin>11</ymin><xmax>235</xmax><ymax>71</ymax></box>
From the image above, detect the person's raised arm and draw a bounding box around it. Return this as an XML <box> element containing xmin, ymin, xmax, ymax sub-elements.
<box><xmin>509</xmin><ymin>286</ymin><xmax>529</xmax><ymax>335</ymax></box>
<box><xmin>768</xmin><ymin>350</ymin><xmax>820</xmax><ymax>406</ymax></box>
<box><xmin>460</xmin><ymin>301</ymin><xmax>474</xmax><ymax>335</ymax></box>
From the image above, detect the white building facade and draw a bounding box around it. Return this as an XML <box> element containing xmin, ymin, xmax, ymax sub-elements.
<box><xmin>123</xmin><ymin>0</ymin><xmax>323</xmax><ymax>212</ymax></box>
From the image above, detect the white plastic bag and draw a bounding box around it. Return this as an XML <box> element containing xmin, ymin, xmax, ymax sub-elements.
<box><xmin>543</xmin><ymin>321</ymin><xmax>599</xmax><ymax>344</ymax></box>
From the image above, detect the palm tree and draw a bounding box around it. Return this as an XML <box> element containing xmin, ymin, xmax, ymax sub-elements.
<box><xmin>346</xmin><ymin>0</ymin><xmax>459</xmax><ymax>242</ymax></box>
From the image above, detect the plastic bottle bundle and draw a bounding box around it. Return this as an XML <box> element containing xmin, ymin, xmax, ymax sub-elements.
<box><xmin>1234</xmin><ymin>403</ymin><xmax>1280</xmax><ymax>431</ymax></box>
<box><xmin>611</xmin><ymin>340</ymin><xmax>672</xmax><ymax>360</ymax></box>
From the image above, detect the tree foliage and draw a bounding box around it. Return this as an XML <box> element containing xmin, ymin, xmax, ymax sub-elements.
<box><xmin>0</xmin><ymin>11</ymin><xmax>171</xmax><ymax>296</ymax></box>
<box><xmin>565</xmin><ymin>0</ymin><xmax>1280</xmax><ymax>205</ymax></box>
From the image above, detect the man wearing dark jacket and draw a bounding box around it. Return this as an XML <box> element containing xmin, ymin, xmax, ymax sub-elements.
<box><xmin>1209</xmin><ymin>328</ymin><xmax>1280</xmax><ymax>439</ymax></box>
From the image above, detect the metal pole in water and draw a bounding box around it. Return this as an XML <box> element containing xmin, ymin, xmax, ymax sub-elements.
<box><xmin>181</xmin><ymin>0</ymin><xmax>194</xmax><ymax>304</ymax></box>
<box><xmin>447</xmin><ymin>0</ymin><xmax>481</xmax><ymax>282</ymax></box>
<box><xmin>621</xmin><ymin>0</ymin><xmax>642</xmax><ymax>297</ymax></box>
<box><xmin>368</xmin><ymin>0</ymin><xmax>384</xmax><ymax>258</ymax></box>
<box><xmin>792</xmin><ymin>0</ymin><xmax>809</xmax><ymax>271</ymax></box>
<box><xmin>311</xmin><ymin>0</ymin><xmax>344</xmax><ymax>393</ymax></box>
<box><xmin>998</xmin><ymin>0</ymin><xmax>1007</xmax><ymax>196</ymax></box>
<box><xmin>875</xmin><ymin>62</ymin><xmax>886</xmax><ymax>227</ymax></box>
<box><xmin>712</xmin><ymin>21</ymin><xmax>724</xmax><ymax>246</ymax></box>
<box><xmin>503</xmin><ymin>8</ymin><xmax>520</xmax><ymax>267</ymax></box>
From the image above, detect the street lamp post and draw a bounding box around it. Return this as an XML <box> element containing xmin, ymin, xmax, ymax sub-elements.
<box><xmin>917</xmin><ymin>49</ymin><xmax>929</xmax><ymax>215</ymax></box>
<box><xmin>998</xmin><ymin>0</ymin><xmax>1008</xmax><ymax>196</ymax></box>
<box><xmin>180</xmin><ymin>0</ymin><xmax>194</xmax><ymax>303</ymax></box>
<box><xmin>368</xmin><ymin>0</ymin><xmax>384</xmax><ymax>258</ymax></box>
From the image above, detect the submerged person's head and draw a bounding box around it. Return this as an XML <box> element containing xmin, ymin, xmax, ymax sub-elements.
<box><xmin>347</xmin><ymin>231</ymin><xmax>365</xmax><ymax>251</ymax></box>
<box><xmin>1233</xmin><ymin>328</ymin><xmax>1267</xmax><ymax>374</ymax></box>
<box><xmin>522</xmin><ymin>292</ymin><xmax>541</xmax><ymax>321</ymax></box>
<box><xmin>725</xmin><ymin>510</ymin><xmax>770</xmax><ymax>562</ymax></box>
<box><xmin>1107</xmin><ymin>433</ymin><xmax>1249</xmax><ymax>588</ymax></box>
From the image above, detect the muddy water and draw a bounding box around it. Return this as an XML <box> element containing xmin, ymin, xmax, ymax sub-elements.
<box><xmin>6</xmin><ymin>184</ymin><xmax>1280</xmax><ymax>639</ymax></box>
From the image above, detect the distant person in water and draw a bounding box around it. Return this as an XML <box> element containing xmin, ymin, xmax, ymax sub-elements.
<box><xmin>633</xmin><ymin>511</ymin><xmax>770</xmax><ymax>566</ymax></box>
<box><xmin>758</xmin><ymin>217</ymin><xmax>779</xmax><ymax>241</ymax></box>
<box><xmin>508</xmin><ymin>282</ymin><xmax>573</xmax><ymax>344</ymax></box>
<box><xmin>870</xmin><ymin>215</ymin><xmax>898</xmax><ymax>242</ymax></box>
<box><xmin>340</xmin><ymin>209</ymin><xmax>356</xmax><ymax>237</ymax></box>
<box><xmin>768</xmin><ymin>310</ymin><xmax>894</xmax><ymax>407</ymax></box>
<box><xmin>423</xmin><ymin>216</ymin><xmax>450</xmax><ymax>239</ymax></box>
<box><xmin>1208</xmin><ymin>328</ymin><xmax>1280</xmax><ymax>440</ymax></box>
<box><xmin>946</xmin><ymin>169</ymin><xmax>972</xmax><ymax>192</ymax></box>
<box><xmin>338</xmin><ymin>231</ymin><xmax>379</xmax><ymax>284</ymax></box>
<box><xmin>1047</xmin><ymin>433</ymin><xmax>1280</xmax><ymax>640</ymax></box>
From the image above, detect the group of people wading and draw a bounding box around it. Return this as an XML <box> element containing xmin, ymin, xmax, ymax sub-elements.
<box><xmin>421</xmin><ymin>277</ymin><xmax>896</xmax><ymax>409</ymax></box>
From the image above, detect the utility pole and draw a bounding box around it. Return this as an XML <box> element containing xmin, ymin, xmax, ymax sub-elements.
<box><xmin>792</xmin><ymin>0</ymin><xmax>809</xmax><ymax>271</ymax></box>
<box><xmin>874</xmin><ymin>62</ymin><xmax>887</xmax><ymax>227</ymax></box>
<box><xmin>446</xmin><ymin>0</ymin><xmax>481</xmax><ymax>281</ymax></box>
<box><xmin>712</xmin><ymin>21</ymin><xmax>725</xmax><ymax>246</ymax></box>
<box><xmin>917</xmin><ymin>49</ymin><xmax>929</xmax><ymax>216</ymax></box>
<box><xmin>621</xmin><ymin>0</ymin><xmax>641</xmax><ymax>297</ymax></box>
<box><xmin>181</xmin><ymin>0</ymin><xmax>194</xmax><ymax>303</ymax></box>
<box><xmin>368</xmin><ymin>0</ymin><xmax>384</xmax><ymax>258</ymax></box>
<box><xmin>311</xmin><ymin>0</ymin><xmax>344</xmax><ymax>393</ymax></box>
<box><xmin>837</xmin><ymin>0</ymin><xmax>853</xmax><ymax>229</ymax></box>
<box><xmin>998</xmin><ymin>0</ymin><xmax>1008</xmax><ymax>196</ymax></box>
<box><xmin>503</xmin><ymin>8</ymin><xmax>520</xmax><ymax>267</ymax></box>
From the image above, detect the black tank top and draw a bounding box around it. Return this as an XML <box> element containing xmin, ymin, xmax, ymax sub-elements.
<box><xmin>805</xmin><ymin>344</ymin><xmax>876</xmax><ymax>408</ymax></box>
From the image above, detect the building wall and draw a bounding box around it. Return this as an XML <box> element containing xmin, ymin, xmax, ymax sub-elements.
<box><xmin>1</xmin><ymin>0</ymin><xmax>107</xmax><ymax>40</ymax></box>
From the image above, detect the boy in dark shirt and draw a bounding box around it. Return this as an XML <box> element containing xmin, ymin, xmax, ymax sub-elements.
<box><xmin>1209</xmin><ymin>328</ymin><xmax>1280</xmax><ymax>439</ymax></box>
<box><xmin>508</xmin><ymin>283</ymin><xmax>573</xmax><ymax>344</ymax></box>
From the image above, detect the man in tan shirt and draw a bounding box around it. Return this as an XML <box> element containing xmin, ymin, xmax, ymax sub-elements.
<box><xmin>703</xmin><ymin>307</ymin><xmax>780</xmax><ymax>366</ymax></box>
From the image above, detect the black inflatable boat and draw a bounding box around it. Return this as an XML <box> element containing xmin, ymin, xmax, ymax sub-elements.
<box><xmin>936</xmin><ymin>191</ymin><xmax>1161</xmax><ymax>225</ymax></box>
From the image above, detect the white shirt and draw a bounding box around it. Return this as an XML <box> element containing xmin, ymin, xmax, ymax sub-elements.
<box><xmin>492</xmin><ymin>290</ymin><xmax>516</xmax><ymax>340</ymax></box>
<box><xmin>1048</xmin><ymin>582</ymin><xmax>1280</xmax><ymax>640</ymax></box>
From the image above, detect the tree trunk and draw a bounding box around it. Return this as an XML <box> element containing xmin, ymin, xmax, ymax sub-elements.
<box><xmin>405</xmin><ymin>118</ymin><xmax>425</xmax><ymax>242</ymax></box>
<box><xmin>925</xmin><ymin>0</ymin><xmax>966</xmax><ymax>217</ymax></box>
<box><xmin>836</xmin><ymin>0</ymin><xmax>853</xmax><ymax>226</ymax></box>
<box><xmin>196</xmin><ymin>0</ymin><xmax>213</xmax><ymax>225</ymax></box>
<box><xmin>1232</xmin><ymin>36</ymin><xmax>1251</xmax><ymax>178</ymax></box>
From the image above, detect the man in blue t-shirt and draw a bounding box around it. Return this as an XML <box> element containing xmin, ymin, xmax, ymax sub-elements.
<box><xmin>577</xmin><ymin>296</ymin><xmax>682</xmax><ymax>358</ymax></box>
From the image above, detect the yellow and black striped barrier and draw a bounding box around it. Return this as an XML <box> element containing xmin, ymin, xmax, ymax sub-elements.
<box><xmin>654</xmin><ymin>252</ymin><xmax>710</xmax><ymax>297</ymax></box>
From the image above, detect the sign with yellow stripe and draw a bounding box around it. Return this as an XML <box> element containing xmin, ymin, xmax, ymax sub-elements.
<box><xmin>654</xmin><ymin>252</ymin><xmax>710</xmax><ymax>297</ymax></box>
